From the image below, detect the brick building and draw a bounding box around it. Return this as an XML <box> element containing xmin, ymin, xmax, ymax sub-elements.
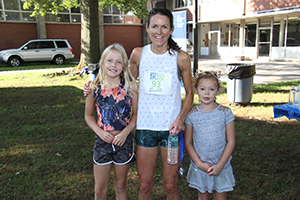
<box><xmin>0</xmin><ymin>1</ymin><xmax>144</xmax><ymax>60</ymax></box>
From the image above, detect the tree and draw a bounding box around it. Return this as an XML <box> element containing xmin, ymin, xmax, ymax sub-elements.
<box><xmin>23</xmin><ymin>0</ymin><xmax>148</xmax><ymax>69</ymax></box>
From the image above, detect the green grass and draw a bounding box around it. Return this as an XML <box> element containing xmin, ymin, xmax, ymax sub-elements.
<box><xmin>0</xmin><ymin>61</ymin><xmax>77</xmax><ymax>71</ymax></box>
<box><xmin>0</xmin><ymin>68</ymin><xmax>299</xmax><ymax>199</ymax></box>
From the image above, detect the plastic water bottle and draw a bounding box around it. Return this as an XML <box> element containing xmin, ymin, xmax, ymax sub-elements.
<box><xmin>288</xmin><ymin>86</ymin><xmax>295</xmax><ymax>105</ymax></box>
<box><xmin>167</xmin><ymin>131</ymin><xmax>178</xmax><ymax>165</ymax></box>
<box><xmin>294</xmin><ymin>86</ymin><xmax>299</xmax><ymax>108</ymax></box>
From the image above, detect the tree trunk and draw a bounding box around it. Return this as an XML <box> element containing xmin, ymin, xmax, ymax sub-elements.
<box><xmin>76</xmin><ymin>0</ymin><xmax>101</xmax><ymax>70</ymax></box>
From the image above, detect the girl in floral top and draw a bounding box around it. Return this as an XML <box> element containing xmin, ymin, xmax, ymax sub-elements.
<box><xmin>85</xmin><ymin>43</ymin><xmax>138</xmax><ymax>200</ymax></box>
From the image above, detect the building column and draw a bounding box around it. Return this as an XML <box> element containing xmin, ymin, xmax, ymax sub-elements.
<box><xmin>279</xmin><ymin>20</ymin><xmax>285</xmax><ymax>47</ymax></box>
<box><xmin>239</xmin><ymin>19</ymin><xmax>245</xmax><ymax>52</ymax></box>
<box><xmin>37</xmin><ymin>15</ymin><xmax>47</xmax><ymax>39</ymax></box>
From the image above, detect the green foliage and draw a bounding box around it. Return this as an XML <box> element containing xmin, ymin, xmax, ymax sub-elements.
<box><xmin>99</xmin><ymin>0</ymin><xmax>149</xmax><ymax>19</ymax></box>
<box><xmin>23</xmin><ymin>0</ymin><xmax>80</xmax><ymax>16</ymax></box>
<box><xmin>22</xmin><ymin>0</ymin><xmax>149</xmax><ymax>19</ymax></box>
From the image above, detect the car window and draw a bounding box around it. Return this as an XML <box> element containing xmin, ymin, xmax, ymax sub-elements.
<box><xmin>25</xmin><ymin>42</ymin><xmax>39</xmax><ymax>49</ymax></box>
<box><xmin>55</xmin><ymin>41</ymin><xmax>68</xmax><ymax>48</ymax></box>
<box><xmin>40</xmin><ymin>41</ymin><xmax>55</xmax><ymax>48</ymax></box>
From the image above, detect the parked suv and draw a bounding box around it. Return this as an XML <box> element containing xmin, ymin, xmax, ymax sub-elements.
<box><xmin>0</xmin><ymin>39</ymin><xmax>74</xmax><ymax>67</ymax></box>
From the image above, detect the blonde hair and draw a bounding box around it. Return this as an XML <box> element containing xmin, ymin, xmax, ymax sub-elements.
<box><xmin>90</xmin><ymin>43</ymin><xmax>138</xmax><ymax>95</ymax></box>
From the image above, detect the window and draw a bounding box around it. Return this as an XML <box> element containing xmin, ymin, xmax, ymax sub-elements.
<box><xmin>103</xmin><ymin>5</ymin><xmax>141</xmax><ymax>24</ymax></box>
<box><xmin>287</xmin><ymin>17</ymin><xmax>300</xmax><ymax>46</ymax></box>
<box><xmin>55</xmin><ymin>41</ymin><xmax>68</xmax><ymax>48</ymax></box>
<box><xmin>175</xmin><ymin>0</ymin><xmax>187</xmax><ymax>8</ymax></box>
<box><xmin>40</xmin><ymin>41</ymin><xmax>55</xmax><ymax>48</ymax></box>
<box><xmin>25</xmin><ymin>42</ymin><xmax>39</xmax><ymax>49</ymax></box>
<box><xmin>152</xmin><ymin>0</ymin><xmax>166</xmax><ymax>8</ymax></box>
<box><xmin>22</xmin><ymin>13</ymin><xmax>36</xmax><ymax>21</ymax></box>
<box><xmin>4</xmin><ymin>0</ymin><xmax>20</xmax><ymax>10</ymax></box>
<box><xmin>0</xmin><ymin>0</ymin><xmax>140</xmax><ymax>24</ymax></box>
<box><xmin>6</xmin><ymin>12</ymin><xmax>20</xmax><ymax>21</ymax></box>
<box><xmin>245</xmin><ymin>23</ymin><xmax>256</xmax><ymax>47</ymax></box>
<box><xmin>57</xmin><ymin>14</ymin><xmax>70</xmax><ymax>22</ymax></box>
<box><xmin>0</xmin><ymin>12</ymin><xmax>4</xmax><ymax>21</ymax></box>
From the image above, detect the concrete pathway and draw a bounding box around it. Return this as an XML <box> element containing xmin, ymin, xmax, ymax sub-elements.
<box><xmin>195</xmin><ymin>59</ymin><xmax>300</xmax><ymax>85</ymax></box>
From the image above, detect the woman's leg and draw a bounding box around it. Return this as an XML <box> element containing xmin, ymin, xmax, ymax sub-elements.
<box><xmin>94</xmin><ymin>163</ymin><xmax>112</xmax><ymax>200</ymax></box>
<box><xmin>136</xmin><ymin>145</ymin><xmax>159</xmax><ymax>200</ymax></box>
<box><xmin>160</xmin><ymin>146</ymin><xmax>181</xmax><ymax>200</ymax></box>
<box><xmin>114</xmin><ymin>164</ymin><xmax>130</xmax><ymax>200</ymax></box>
<box><xmin>213</xmin><ymin>191</ymin><xmax>227</xmax><ymax>200</ymax></box>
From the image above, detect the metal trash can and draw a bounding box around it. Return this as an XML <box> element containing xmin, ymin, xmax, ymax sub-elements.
<box><xmin>225</xmin><ymin>63</ymin><xmax>256</xmax><ymax>105</ymax></box>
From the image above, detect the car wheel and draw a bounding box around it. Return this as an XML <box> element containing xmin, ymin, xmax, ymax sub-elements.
<box><xmin>53</xmin><ymin>55</ymin><xmax>65</xmax><ymax>65</ymax></box>
<box><xmin>8</xmin><ymin>56</ymin><xmax>22</xmax><ymax>67</ymax></box>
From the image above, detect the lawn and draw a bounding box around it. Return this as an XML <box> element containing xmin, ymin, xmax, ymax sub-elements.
<box><xmin>0</xmin><ymin>66</ymin><xmax>299</xmax><ymax>199</ymax></box>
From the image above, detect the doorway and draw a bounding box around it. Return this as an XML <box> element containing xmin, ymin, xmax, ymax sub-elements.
<box><xmin>258</xmin><ymin>18</ymin><xmax>272</xmax><ymax>57</ymax></box>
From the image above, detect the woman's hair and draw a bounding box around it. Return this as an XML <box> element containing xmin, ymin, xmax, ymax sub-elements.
<box><xmin>194</xmin><ymin>70</ymin><xmax>222</xmax><ymax>91</ymax></box>
<box><xmin>147</xmin><ymin>7</ymin><xmax>181</xmax><ymax>54</ymax></box>
<box><xmin>90</xmin><ymin>43</ymin><xmax>138</xmax><ymax>95</ymax></box>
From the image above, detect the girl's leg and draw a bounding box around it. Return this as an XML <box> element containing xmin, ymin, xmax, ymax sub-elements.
<box><xmin>198</xmin><ymin>191</ymin><xmax>210</xmax><ymax>200</ymax></box>
<box><xmin>213</xmin><ymin>191</ymin><xmax>227</xmax><ymax>200</ymax></box>
<box><xmin>113</xmin><ymin>164</ymin><xmax>130</xmax><ymax>200</ymax></box>
<box><xmin>136</xmin><ymin>145</ymin><xmax>159</xmax><ymax>200</ymax></box>
<box><xmin>94</xmin><ymin>163</ymin><xmax>112</xmax><ymax>200</ymax></box>
<box><xmin>160</xmin><ymin>146</ymin><xmax>181</xmax><ymax>200</ymax></box>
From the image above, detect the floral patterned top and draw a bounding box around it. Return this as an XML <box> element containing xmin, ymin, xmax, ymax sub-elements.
<box><xmin>93</xmin><ymin>79</ymin><xmax>132</xmax><ymax>131</ymax></box>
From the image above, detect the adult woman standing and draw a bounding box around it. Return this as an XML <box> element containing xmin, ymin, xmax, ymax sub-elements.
<box><xmin>130</xmin><ymin>8</ymin><xmax>193</xmax><ymax>200</ymax></box>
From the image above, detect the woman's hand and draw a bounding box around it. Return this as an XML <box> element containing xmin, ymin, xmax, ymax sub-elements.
<box><xmin>169</xmin><ymin>118</ymin><xmax>184</xmax><ymax>135</ymax></box>
<box><xmin>83</xmin><ymin>81</ymin><xmax>92</xmax><ymax>97</ymax></box>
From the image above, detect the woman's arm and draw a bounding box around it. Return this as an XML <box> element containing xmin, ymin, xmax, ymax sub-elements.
<box><xmin>208</xmin><ymin>121</ymin><xmax>235</xmax><ymax>175</ymax></box>
<box><xmin>129</xmin><ymin>47</ymin><xmax>143</xmax><ymax>79</ymax></box>
<box><xmin>84</xmin><ymin>92</ymin><xmax>114</xmax><ymax>143</ymax></box>
<box><xmin>170</xmin><ymin>51</ymin><xmax>194</xmax><ymax>135</ymax></box>
<box><xmin>112</xmin><ymin>90</ymin><xmax>138</xmax><ymax>147</ymax></box>
<box><xmin>185</xmin><ymin>123</ymin><xmax>212</xmax><ymax>172</ymax></box>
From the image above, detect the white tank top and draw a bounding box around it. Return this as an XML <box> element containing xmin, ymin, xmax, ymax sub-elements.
<box><xmin>136</xmin><ymin>44</ymin><xmax>181</xmax><ymax>131</ymax></box>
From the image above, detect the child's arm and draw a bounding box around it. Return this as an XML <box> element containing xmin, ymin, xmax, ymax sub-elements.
<box><xmin>185</xmin><ymin>123</ymin><xmax>212</xmax><ymax>172</ymax></box>
<box><xmin>84</xmin><ymin>92</ymin><xmax>114</xmax><ymax>143</ymax></box>
<box><xmin>112</xmin><ymin>90</ymin><xmax>138</xmax><ymax>147</ymax></box>
<box><xmin>208</xmin><ymin>121</ymin><xmax>235</xmax><ymax>175</ymax></box>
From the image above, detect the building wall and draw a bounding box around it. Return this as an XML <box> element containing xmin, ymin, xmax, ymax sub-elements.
<box><xmin>104</xmin><ymin>25</ymin><xmax>143</xmax><ymax>56</ymax></box>
<box><xmin>46</xmin><ymin>24</ymin><xmax>81</xmax><ymax>59</ymax></box>
<box><xmin>0</xmin><ymin>23</ymin><xmax>37</xmax><ymax>51</ymax></box>
<box><xmin>247</xmin><ymin>0</ymin><xmax>300</xmax><ymax>13</ymax></box>
<box><xmin>0</xmin><ymin>23</ymin><xmax>143</xmax><ymax>60</ymax></box>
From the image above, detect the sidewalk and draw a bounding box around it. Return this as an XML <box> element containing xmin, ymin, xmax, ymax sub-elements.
<box><xmin>194</xmin><ymin>59</ymin><xmax>300</xmax><ymax>85</ymax></box>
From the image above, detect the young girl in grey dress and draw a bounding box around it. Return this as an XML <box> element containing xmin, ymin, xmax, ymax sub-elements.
<box><xmin>184</xmin><ymin>71</ymin><xmax>235</xmax><ymax>200</ymax></box>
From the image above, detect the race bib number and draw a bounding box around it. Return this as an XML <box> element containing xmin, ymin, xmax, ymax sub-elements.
<box><xmin>143</xmin><ymin>71</ymin><xmax>172</xmax><ymax>95</ymax></box>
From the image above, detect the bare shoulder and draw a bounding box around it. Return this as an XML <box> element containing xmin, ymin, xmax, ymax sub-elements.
<box><xmin>130</xmin><ymin>47</ymin><xmax>143</xmax><ymax>60</ymax></box>
<box><xmin>177</xmin><ymin>50</ymin><xmax>191</xmax><ymax>70</ymax></box>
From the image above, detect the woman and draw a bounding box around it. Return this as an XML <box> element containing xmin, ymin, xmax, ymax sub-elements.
<box><xmin>130</xmin><ymin>8</ymin><xmax>193</xmax><ymax>200</ymax></box>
